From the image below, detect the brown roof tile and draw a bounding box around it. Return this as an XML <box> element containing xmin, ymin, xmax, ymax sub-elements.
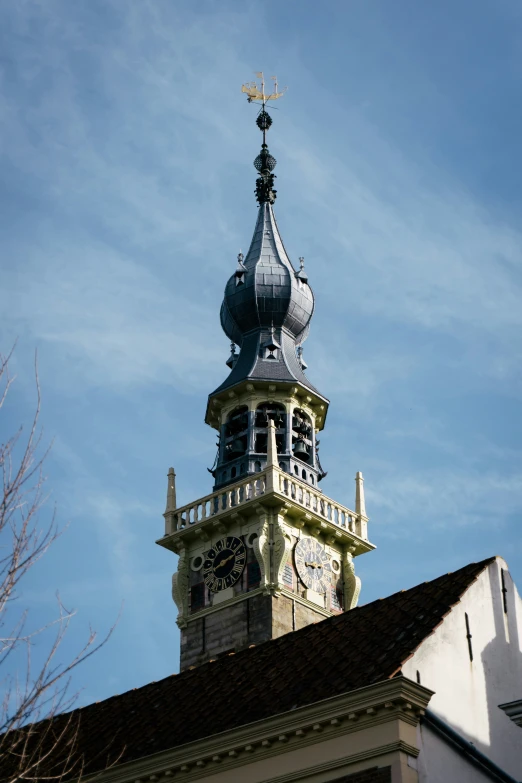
<box><xmin>0</xmin><ymin>557</ymin><xmax>494</xmax><ymax>780</ymax></box>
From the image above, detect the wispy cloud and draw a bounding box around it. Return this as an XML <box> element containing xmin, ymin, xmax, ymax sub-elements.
<box><xmin>1</xmin><ymin>0</ymin><xmax>522</xmax><ymax>701</ymax></box>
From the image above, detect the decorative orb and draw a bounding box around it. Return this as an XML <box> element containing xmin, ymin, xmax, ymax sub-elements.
<box><xmin>256</xmin><ymin>110</ymin><xmax>273</xmax><ymax>131</ymax></box>
<box><xmin>254</xmin><ymin>148</ymin><xmax>277</xmax><ymax>173</ymax></box>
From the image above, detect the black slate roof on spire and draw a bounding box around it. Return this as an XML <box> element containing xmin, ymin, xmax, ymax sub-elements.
<box><xmin>213</xmin><ymin>202</ymin><xmax>324</xmax><ymax>399</ymax></box>
<box><xmin>220</xmin><ymin>202</ymin><xmax>314</xmax><ymax>345</ymax></box>
<box><xmin>2</xmin><ymin>557</ymin><xmax>495</xmax><ymax>780</ymax></box>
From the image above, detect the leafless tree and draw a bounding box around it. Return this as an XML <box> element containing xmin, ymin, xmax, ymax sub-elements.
<box><xmin>0</xmin><ymin>347</ymin><xmax>118</xmax><ymax>782</ymax></box>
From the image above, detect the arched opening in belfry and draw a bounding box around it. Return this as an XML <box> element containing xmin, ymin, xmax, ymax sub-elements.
<box><xmin>254</xmin><ymin>402</ymin><xmax>286</xmax><ymax>454</ymax></box>
<box><xmin>292</xmin><ymin>408</ymin><xmax>313</xmax><ymax>463</ymax></box>
<box><xmin>224</xmin><ymin>406</ymin><xmax>248</xmax><ymax>461</ymax></box>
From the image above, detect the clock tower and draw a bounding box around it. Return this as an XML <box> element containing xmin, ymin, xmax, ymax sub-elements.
<box><xmin>157</xmin><ymin>78</ymin><xmax>375</xmax><ymax>671</ymax></box>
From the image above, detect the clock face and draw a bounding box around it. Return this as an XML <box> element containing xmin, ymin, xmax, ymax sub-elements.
<box><xmin>294</xmin><ymin>537</ymin><xmax>332</xmax><ymax>593</ymax></box>
<box><xmin>203</xmin><ymin>536</ymin><xmax>246</xmax><ymax>593</ymax></box>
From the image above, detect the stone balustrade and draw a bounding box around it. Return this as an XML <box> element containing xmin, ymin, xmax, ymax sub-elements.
<box><xmin>277</xmin><ymin>473</ymin><xmax>367</xmax><ymax>540</ymax></box>
<box><xmin>165</xmin><ymin>474</ymin><xmax>267</xmax><ymax>534</ymax></box>
<box><xmin>164</xmin><ymin>467</ymin><xmax>368</xmax><ymax>541</ymax></box>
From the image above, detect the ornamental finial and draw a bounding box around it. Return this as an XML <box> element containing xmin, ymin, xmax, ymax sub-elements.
<box><xmin>242</xmin><ymin>72</ymin><xmax>286</xmax><ymax>206</ymax></box>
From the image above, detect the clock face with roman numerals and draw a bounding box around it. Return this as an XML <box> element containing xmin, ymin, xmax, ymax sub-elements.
<box><xmin>203</xmin><ymin>536</ymin><xmax>246</xmax><ymax>593</ymax></box>
<box><xmin>294</xmin><ymin>537</ymin><xmax>332</xmax><ymax>593</ymax></box>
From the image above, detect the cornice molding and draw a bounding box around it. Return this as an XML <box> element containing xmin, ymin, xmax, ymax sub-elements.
<box><xmin>278</xmin><ymin>587</ymin><xmax>332</xmax><ymax>618</ymax></box>
<box><xmin>183</xmin><ymin>587</ymin><xmax>264</xmax><ymax>624</ymax></box>
<box><xmin>183</xmin><ymin>585</ymin><xmax>333</xmax><ymax>625</ymax></box>
<box><xmin>262</xmin><ymin>740</ymin><xmax>418</xmax><ymax>783</ymax></box>
<box><xmin>84</xmin><ymin>677</ymin><xmax>433</xmax><ymax>783</ymax></box>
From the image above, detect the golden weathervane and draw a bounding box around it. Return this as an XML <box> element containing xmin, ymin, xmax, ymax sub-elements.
<box><xmin>241</xmin><ymin>72</ymin><xmax>287</xmax><ymax>105</ymax></box>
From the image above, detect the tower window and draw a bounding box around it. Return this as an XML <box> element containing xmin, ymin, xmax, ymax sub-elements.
<box><xmin>254</xmin><ymin>402</ymin><xmax>286</xmax><ymax>454</ymax></box>
<box><xmin>331</xmin><ymin>586</ymin><xmax>342</xmax><ymax>612</ymax></box>
<box><xmin>190</xmin><ymin>583</ymin><xmax>205</xmax><ymax>613</ymax></box>
<box><xmin>264</xmin><ymin>345</ymin><xmax>279</xmax><ymax>360</ymax></box>
<box><xmin>283</xmin><ymin>563</ymin><xmax>294</xmax><ymax>588</ymax></box>
<box><xmin>292</xmin><ymin>408</ymin><xmax>312</xmax><ymax>463</ymax></box>
<box><xmin>247</xmin><ymin>561</ymin><xmax>261</xmax><ymax>589</ymax></box>
<box><xmin>224</xmin><ymin>405</ymin><xmax>248</xmax><ymax>461</ymax></box>
<box><xmin>255</xmin><ymin>432</ymin><xmax>267</xmax><ymax>453</ymax></box>
<box><xmin>260</xmin><ymin>329</ymin><xmax>281</xmax><ymax>361</ymax></box>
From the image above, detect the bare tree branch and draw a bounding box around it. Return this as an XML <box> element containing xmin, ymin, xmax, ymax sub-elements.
<box><xmin>0</xmin><ymin>347</ymin><xmax>120</xmax><ymax>781</ymax></box>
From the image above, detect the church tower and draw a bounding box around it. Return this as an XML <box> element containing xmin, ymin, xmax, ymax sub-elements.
<box><xmin>157</xmin><ymin>77</ymin><xmax>375</xmax><ymax>671</ymax></box>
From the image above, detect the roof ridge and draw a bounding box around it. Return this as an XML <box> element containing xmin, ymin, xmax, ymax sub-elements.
<box><xmin>58</xmin><ymin>556</ymin><xmax>498</xmax><ymax>719</ymax></box>
<box><xmin>12</xmin><ymin>556</ymin><xmax>500</xmax><ymax>779</ymax></box>
<box><xmin>355</xmin><ymin>555</ymin><xmax>496</xmax><ymax>614</ymax></box>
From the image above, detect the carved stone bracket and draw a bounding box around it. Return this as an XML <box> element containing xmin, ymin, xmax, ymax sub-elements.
<box><xmin>172</xmin><ymin>546</ymin><xmax>189</xmax><ymax>628</ymax></box>
<box><xmin>342</xmin><ymin>547</ymin><xmax>361</xmax><ymax>610</ymax></box>
<box><xmin>272</xmin><ymin>515</ymin><xmax>292</xmax><ymax>593</ymax></box>
<box><xmin>195</xmin><ymin>527</ymin><xmax>210</xmax><ymax>543</ymax></box>
<box><xmin>295</xmin><ymin>512</ymin><xmax>312</xmax><ymax>530</ymax></box>
<box><xmin>253</xmin><ymin>513</ymin><xmax>270</xmax><ymax>593</ymax></box>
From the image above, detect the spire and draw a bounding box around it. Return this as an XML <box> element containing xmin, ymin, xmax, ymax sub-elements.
<box><xmin>211</xmin><ymin>75</ymin><xmax>328</xmax><ymax>404</ymax></box>
<box><xmin>242</xmin><ymin>73</ymin><xmax>287</xmax><ymax>205</ymax></box>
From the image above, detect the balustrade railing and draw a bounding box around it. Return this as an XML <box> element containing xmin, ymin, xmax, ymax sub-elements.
<box><xmin>277</xmin><ymin>474</ymin><xmax>367</xmax><ymax>539</ymax></box>
<box><xmin>166</xmin><ymin>474</ymin><xmax>267</xmax><ymax>534</ymax></box>
<box><xmin>165</xmin><ymin>468</ymin><xmax>367</xmax><ymax>541</ymax></box>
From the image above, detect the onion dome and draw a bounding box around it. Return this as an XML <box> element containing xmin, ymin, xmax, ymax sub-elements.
<box><xmin>220</xmin><ymin>203</ymin><xmax>314</xmax><ymax>348</ymax></box>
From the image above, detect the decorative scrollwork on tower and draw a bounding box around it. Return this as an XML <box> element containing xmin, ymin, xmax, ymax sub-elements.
<box><xmin>253</xmin><ymin>513</ymin><xmax>271</xmax><ymax>593</ymax></box>
<box><xmin>172</xmin><ymin>546</ymin><xmax>189</xmax><ymax>627</ymax></box>
<box><xmin>342</xmin><ymin>548</ymin><xmax>361</xmax><ymax>610</ymax></box>
<box><xmin>273</xmin><ymin>513</ymin><xmax>292</xmax><ymax>591</ymax></box>
<box><xmin>255</xmin><ymin>171</ymin><xmax>277</xmax><ymax>205</ymax></box>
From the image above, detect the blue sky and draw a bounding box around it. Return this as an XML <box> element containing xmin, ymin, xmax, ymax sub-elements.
<box><xmin>1</xmin><ymin>0</ymin><xmax>522</xmax><ymax>707</ymax></box>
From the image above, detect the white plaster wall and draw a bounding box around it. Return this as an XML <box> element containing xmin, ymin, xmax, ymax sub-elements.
<box><xmin>402</xmin><ymin>557</ymin><xmax>522</xmax><ymax>780</ymax></box>
<box><xmin>416</xmin><ymin>723</ymin><xmax>494</xmax><ymax>783</ymax></box>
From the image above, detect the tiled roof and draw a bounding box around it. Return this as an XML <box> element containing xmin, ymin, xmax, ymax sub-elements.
<box><xmin>1</xmin><ymin>557</ymin><xmax>494</xmax><ymax>780</ymax></box>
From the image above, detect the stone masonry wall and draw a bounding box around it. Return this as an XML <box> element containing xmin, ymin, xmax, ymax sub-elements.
<box><xmin>180</xmin><ymin>594</ymin><xmax>329</xmax><ymax>670</ymax></box>
<box><xmin>180</xmin><ymin>617</ymin><xmax>205</xmax><ymax>671</ymax></box>
<box><xmin>295</xmin><ymin>600</ymin><xmax>326</xmax><ymax>631</ymax></box>
<box><xmin>247</xmin><ymin>593</ymin><xmax>272</xmax><ymax>645</ymax></box>
<box><xmin>180</xmin><ymin>594</ymin><xmax>273</xmax><ymax>670</ymax></box>
<box><xmin>271</xmin><ymin>593</ymin><xmax>293</xmax><ymax>639</ymax></box>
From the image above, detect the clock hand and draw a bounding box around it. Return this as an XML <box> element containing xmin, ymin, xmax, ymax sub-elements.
<box><xmin>216</xmin><ymin>552</ymin><xmax>235</xmax><ymax>568</ymax></box>
<box><xmin>305</xmin><ymin>561</ymin><xmax>322</xmax><ymax>569</ymax></box>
